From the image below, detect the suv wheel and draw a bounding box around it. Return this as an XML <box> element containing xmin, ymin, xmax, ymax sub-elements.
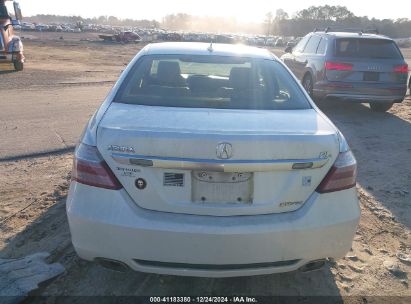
<box><xmin>302</xmin><ymin>74</ymin><xmax>313</xmax><ymax>97</ymax></box>
<box><xmin>369</xmin><ymin>102</ymin><xmax>393</xmax><ymax>112</ymax></box>
<box><xmin>14</xmin><ymin>60</ymin><xmax>24</xmax><ymax>71</ymax></box>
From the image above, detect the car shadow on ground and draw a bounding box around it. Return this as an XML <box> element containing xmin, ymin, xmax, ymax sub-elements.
<box><xmin>0</xmin><ymin>146</ymin><xmax>76</xmax><ymax>162</ymax></box>
<box><xmin>1</xmin><ymin>175</ymin><xmax>342</xmax><ymax>300</ymax></box>
<box><xmin>317</xmin><ymin>98</ymin><xmax>411</xmax><ymax>229</ymax></box>
<box><xmin>0</xmin><ymin>70</ymin><xmax>17</xmax><ymax>75</ymax></box>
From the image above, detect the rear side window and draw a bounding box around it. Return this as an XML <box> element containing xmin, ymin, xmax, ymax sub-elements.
<box><xmin>335</xmin><ymin>38</ymin><xmax>402</xmax><ymax>59</ymax></box>
<box><xmin>0</xmin><ymin>4</ymin><xmax>9</xmax><ymax>18</ymax></box>
<box><xmin>316</xmin><ymin>38</ymin><xmax>327</xmax><ymax>54</ymax></box>
<box><xmin>114</xmin><ymin>55</ymin><xmax>311</xmax><ymax>110</ymax></box>
<box><xmin>2</xmin><ymin>2</ymin><xmax>14</xmax><ymax>18</ymax></box>
<box><xmin>304</xmin><ymin>35</ymin><xmax>321</xmax><ymax>54</ymax></box>
<box><xmin>294</xmin><ymin>35</ymin><xmax>310</xmax><ymax>53</ymax></box>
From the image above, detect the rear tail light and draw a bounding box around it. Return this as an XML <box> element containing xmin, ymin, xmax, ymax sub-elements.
<box><xmin>72</xmin><ymin>143</ymin><xmax>122</xmax><ymax>190</ymax></box>
<box><xmin>325</xmin><ymin>61</ymin><xmax>353</xmax><ymax>71</ymax></box>
<box><xmin>316</xmin><ymin>150</ymin><xmax>357</xmax><ymax>193</ymax></box>
<box><xmin>393</xmin><ymin>64</ymin><xmax>408</xmax><ymax>73</ymax></box>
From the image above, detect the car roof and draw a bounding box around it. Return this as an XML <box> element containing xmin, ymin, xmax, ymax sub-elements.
<box><xmin>143</xmin><ymin>42</ymin><xmax>276</xmax><ymax>60</ymax></box>
<box><xmin>314</xmin><ymin>31</ymin><xmax>392</xmax><ymax>41</ymax></box>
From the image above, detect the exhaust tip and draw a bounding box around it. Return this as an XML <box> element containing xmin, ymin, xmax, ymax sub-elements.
<box><xmin>299</xmin><ymin>259</ymin><xmax>326</xmax><ymax>273</ymax></box>
<box><xmin>95</xmin><ymin>258</ymin><xmax>130</xmax><ymax>273</ymax></box>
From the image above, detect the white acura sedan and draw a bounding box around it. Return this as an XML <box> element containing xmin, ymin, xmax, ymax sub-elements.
<box><xmin>67</xmin><ymin>42</ymin><xmax>360</xmax><ymax>277</ymax></box>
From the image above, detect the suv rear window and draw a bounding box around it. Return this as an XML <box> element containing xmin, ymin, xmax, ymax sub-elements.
<box><xmin>114</xmin><ymin>55</ymin><xmax>311</xmax><ymax>110</ymax></box>
<box><xmin>335</xmin><ymin>38</ymin><xmax>402</xmax><ymax>59</ymax></box>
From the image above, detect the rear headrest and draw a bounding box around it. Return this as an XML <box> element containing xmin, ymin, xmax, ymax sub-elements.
<box><xmin>188</xmin><ymin>75</ymin><xmax>214</xmax><ymax>93</ymax></box>
<box><xmin>229</xmin><ymin>67</ymin><xmax>253</xmax><ymax>90</ymax></box>
<box><xmin>156</xmin><ymin>61</ymin><xmax>183</xmax><ymax>86</ymax></box>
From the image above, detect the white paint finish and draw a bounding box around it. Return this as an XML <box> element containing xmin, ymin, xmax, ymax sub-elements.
<box><xmin>97</xmin><ymin>104</ymin><xmax>339</xmax><ymax>216</ymax></box>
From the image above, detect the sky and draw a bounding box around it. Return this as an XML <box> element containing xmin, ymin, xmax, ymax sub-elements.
<box><xmin>18</xmin><ymin>0</ymin><xmax>411</xmax><ymax>22</ymax></box>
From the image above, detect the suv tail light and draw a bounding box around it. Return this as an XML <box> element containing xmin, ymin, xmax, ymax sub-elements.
<box><xmin>393</xmin><ymin>64</ymin><xmax>408</xmax><ymax>73</ymax></box>
<box><xmin>316</xmin><ymin>150</ymin><xmax>357</xmax><ymax>193</ymax></box>
<box><xmin>72</xmin><ymin>143</ymin><xmax>122</xmax><ymax>190</ymax></box>
<box><xmin>325</xmin><ymin>61</ymin><xmax>353</xmax><ymax>71</ymax></box>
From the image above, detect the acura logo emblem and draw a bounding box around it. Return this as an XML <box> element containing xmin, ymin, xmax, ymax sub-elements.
<box><xmin>216</xmin><ymin>143</ymin><xmax>233</xmax><ymax>160</ymax></box>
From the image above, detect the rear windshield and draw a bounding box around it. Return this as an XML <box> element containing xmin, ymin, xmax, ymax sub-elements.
<box><xmin>335</xmin><ymin>38</ymin><xmax>402</xmax><ymax>59</ymax></box>
<box><xmin>114</xmin><ymin>55</ymin><xmax>311</xmax><ymax>110</ymax></box>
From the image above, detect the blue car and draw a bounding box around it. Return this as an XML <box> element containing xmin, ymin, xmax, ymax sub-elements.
<box><xmin>281</xmin><ymin>28</ymin><xmax>409</xmax><ymax>112</ymax></box>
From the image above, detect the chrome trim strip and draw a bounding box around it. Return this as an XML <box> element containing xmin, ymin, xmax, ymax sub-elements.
<box><xmin>112</xmin><ymin>153</ymin><xmax>329</xmax><ymax>172</ymax></box>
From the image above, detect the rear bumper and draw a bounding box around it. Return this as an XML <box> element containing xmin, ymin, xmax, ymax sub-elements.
<box><xmin>67</xmin><ymin>182</ymin><xmax>360</xmax><ymax>277</ymax></box>
<box><xmin>323</xmin><ymin>93</ymin><xmax>405</xmax><ymax>103</ymax></box>
<box><xmin>314</xmin><ymin>81</ymin><xmax>407</xmax><ymax>103</ymax></box>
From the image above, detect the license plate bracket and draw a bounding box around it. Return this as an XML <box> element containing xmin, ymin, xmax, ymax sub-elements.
<box><xmin>192</xmin><ymin>171</ymin><xmax>253</xmax><ymax>204</ymax></box>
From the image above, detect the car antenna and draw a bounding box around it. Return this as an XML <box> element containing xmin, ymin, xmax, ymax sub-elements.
<box><xmin>207</xmin><ymin>40</ymin><xmax>214</xmax><ymax>52</ymax></box>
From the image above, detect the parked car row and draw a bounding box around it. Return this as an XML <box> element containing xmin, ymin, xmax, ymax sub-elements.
<box><xmin>17</xmin><ymin>22</ymin><xmax>82</xmax><ymax>32</ymax></box>
<box><xmin>159</xmin><ymin>33</ymin><xmax>303</xmax><ymax>47</ymax></box>
<box><xmin>394</xmin><ymin>37</ymin><xmax>411</xmax><ymax>48</ymax></box>
<box><xmin>15</xmin><ymin>21</ymin><xmax>301</xmax><ymax>47</ymax></box>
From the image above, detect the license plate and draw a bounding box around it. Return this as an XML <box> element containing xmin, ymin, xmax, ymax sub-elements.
<box><xmin>363</xmin><ymin>72</ymin><xmax>379</xmax><ymax>81</ymax></box>
<box><xmin>192</xmin><ymin>171</ymin><xmax>253</xmax><ymax>204</ymax></box>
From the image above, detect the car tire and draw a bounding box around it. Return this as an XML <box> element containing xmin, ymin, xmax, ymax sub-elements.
<box><xmin>369</xmin><ymin>102</ymin><xmax>393</xmax><ymax>112</ymax></box>
<box><xmin>302</xmin><ymin>74</ymin><xmax>313</xmax><ymax>97</ymax></box>
<box><xmin>14</xmin><ymin>60</ymin><xmax>24</xmax><ymax>71</ymax></box>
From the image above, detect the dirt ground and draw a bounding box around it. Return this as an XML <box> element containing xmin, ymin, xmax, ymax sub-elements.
<box><xmin>0</xmin><ymin>32</ymin><xmax>410</xmax><ymax>301</ymax></box>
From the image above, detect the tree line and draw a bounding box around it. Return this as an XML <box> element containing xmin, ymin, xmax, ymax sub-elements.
<box><xmin>25</xmin><ymin>14</ymin><xmax>160</xmax><ymax>29</ymax></box>
<box><xmin>264</xmin><ymin>6</ymin><xmax>411</xmax><ymax>38</ymax></box>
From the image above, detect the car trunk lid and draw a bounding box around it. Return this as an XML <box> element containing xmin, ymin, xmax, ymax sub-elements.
<box><xmin>97</xmin><ymin>103</ymin><xmax>340</xmax><ymax>216</ymax></box>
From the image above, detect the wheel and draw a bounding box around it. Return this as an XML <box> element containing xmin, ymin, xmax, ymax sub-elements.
<box><xmin>369</xmin><ymin>102</ymin><xmax>393</xmax><ymax>112</ymax></box>
<box><xmin>302</xmin><ymin>74</ymin><xmax>313</xmax><ymax>97</ymax></box>
<box><xmin>14</xmin><ymin>60</ymin><xmax>23</xmax><ymax>71</ymax></box>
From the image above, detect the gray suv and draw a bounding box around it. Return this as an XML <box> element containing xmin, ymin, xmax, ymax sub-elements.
<box><xmin>281</xmin><ymin>28</ymin><xmax>409</xmax><ymax>112</ymax></box>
